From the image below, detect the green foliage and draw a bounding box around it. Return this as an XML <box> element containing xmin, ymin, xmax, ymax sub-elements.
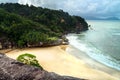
<box><xmin>21</xmin><ymin>31</ymin><xmax>49</xmax><ymax>44</ymax></box>
<box><xmin>0</xmin><ymin>3</ymin><xmax>88</xmax><ymax>48</ymax></box>
<box><xmin>17</xmin><ymin>40</ymin><xmax>25</xmax><ymax>48</ymax></box>
<box><xmin>0</xmin><ymin>3</ymin><xmax>88</xmax><ymax>31</ymax></box>
<box><xmin>17</xmin><ymin>53</ymin><xmax>43</xmax><ymax>70</ymax></box>
<box><xmin>47</xmin><ymin>37</ymin><xmax>58</xmax><ymax>43</ymax></box>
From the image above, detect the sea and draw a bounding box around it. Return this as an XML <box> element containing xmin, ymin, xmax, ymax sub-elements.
<box><xmin>67</xmin><ymin>20</ymin><xmax>120</xmax><ymax>71</ymax></box>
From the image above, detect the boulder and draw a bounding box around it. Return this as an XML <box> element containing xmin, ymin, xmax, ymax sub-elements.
<box><xmin>0</xmin><ymin>53</ymin><xmax>86</xmax><ymax>80</ymax></box>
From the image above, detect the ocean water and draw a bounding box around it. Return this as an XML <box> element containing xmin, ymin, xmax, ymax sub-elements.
<box><xmin>67</xmin><ymin>20</ymin><xmax>120</xmax><ymax>71</ymax></box>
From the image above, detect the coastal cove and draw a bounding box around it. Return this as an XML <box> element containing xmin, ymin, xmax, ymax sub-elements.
<box><xmin>4</xmin><ymin>45</ymin><xmax>119</xmax><ymax>80</ymax></box>
<box><xmin>0</xmin><ymin>2</ymin><xmax>120</xmax><ymax>80</ymax></box>
<box><xmin>66</xmin><ymin>20</ymin><xmax>120</xmax><ymax>79</ymax></box>
<box><xmin>70</xmin><ymin>20</ymin><xmax>120</xmax><ymax>71</ymax></box>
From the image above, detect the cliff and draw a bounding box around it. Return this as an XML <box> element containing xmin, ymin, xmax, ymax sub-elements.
<box><xmin>0</xmin><ymin>53</ymin><xmax>85</xmax><ymax>80</ymax></box>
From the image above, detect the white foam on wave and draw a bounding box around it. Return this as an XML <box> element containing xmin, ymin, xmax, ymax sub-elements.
<box><xmin>66</xmin><ymin>34</ymin><xmax>120</xmax><ymax>71</ymax></box>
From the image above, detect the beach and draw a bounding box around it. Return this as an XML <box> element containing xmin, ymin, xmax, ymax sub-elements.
<box><xmin>3</xmin><ymin>45</ymin><xmax>120</xmax><ymax>80</ymax></box>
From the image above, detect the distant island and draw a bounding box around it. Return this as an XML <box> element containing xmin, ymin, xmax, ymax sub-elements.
<box><xmin>0</xmin><ymin>3</ymin><xmax>88</xmax><ymax>49</ymax></box>
<box><xmin>85</xmin><ymin>16</ymin><xmax>120</xmax><ymax>20</ymax></box>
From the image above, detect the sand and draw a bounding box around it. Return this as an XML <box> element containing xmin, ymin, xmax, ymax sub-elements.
<box><xmin>4</xmin><ymin>45</ymin><xmax>120</xmax><ymax>80</ymax></box>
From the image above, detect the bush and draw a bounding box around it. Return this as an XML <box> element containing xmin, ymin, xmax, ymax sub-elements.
<box><xmin>17</xmin><ymin>53</ymin><xmax>43</xmax><ymax>70</ymax></box>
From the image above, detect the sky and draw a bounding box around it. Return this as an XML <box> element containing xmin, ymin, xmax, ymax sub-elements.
<box><xmin>0</xmin><ymin>0</ymin><xmax>120</xmax><ymax>19</ymax></box>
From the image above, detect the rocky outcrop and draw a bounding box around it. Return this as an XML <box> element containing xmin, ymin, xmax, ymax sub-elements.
<box><xmin>0</xmin><ymin>53</ymin><xmax>86</xmax><ymax>80</ymax></box>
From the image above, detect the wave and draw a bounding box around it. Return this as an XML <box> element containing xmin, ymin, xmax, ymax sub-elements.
<box><xmin>66</xmin><ymin>34</ymin><xmax>120</xmax><ymax>71</ymax></box>
<box><xmin>112</xmin><ymin>32</ymin><xmax>120</xmax><ymax>36</ymax></box>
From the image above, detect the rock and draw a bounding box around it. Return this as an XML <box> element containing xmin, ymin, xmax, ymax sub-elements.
<box><xmin>0</xmin><ymin>53</ymin><xmax>86</xmax><ymax>80</ymax></box>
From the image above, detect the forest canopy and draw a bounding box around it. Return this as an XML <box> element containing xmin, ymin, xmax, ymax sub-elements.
<box><xmin>0</xmin><ymin>3</ymin><xmax>88</xmax><ymax>48</ymax></box>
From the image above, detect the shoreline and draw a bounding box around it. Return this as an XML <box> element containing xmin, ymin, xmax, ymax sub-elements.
<box><xmin>2</xmin><ymin>45</ymin><xmax>120</xmax><ymax>80</ymax></box>
<box><xmin>66</xmin><ymin>45</ymin><xmax>120</xmax><ymax>79</ymax></box>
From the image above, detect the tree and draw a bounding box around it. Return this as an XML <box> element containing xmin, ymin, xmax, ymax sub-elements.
<box><xmin>17</xmin><ymin>53</ymin><xmax>43</xmax><ymax>70</ymax></box>
<box><xmin>0</xmin><ymin>3</ymin><xmax>88</xmax><ymax>48</ymax></box>
<box><xmin>21</xmin><ymin>31</ymin><xmax>48</xmax><ymax>44</ymax></box>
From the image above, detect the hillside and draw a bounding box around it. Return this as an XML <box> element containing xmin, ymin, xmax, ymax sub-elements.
<box><xmin>0</xmin><ymin>3</ymin><xmax>88</xmax><ymax>49</ymax></box>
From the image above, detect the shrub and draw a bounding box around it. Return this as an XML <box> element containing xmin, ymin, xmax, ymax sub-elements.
<box><xmin>17</xmin><ymin>53</ymin><xmax>43</xmax><ymax>70</ymax></box>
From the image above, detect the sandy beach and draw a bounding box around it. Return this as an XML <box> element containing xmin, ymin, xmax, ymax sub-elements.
<box><xmin>3</xmin><ymin>45</ymin><xmax>120</xmax><ymax>80</ymax></box>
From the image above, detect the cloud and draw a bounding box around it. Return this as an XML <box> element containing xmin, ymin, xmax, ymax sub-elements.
<box><xmin>63</xmin><ymin>0</ymin><xmax>120</xmax><ymax>18</ymax></box>
<box><xmin>1</xmin><ymin>0</ymin><xmax>120</xmax><ymax>19</ymax></box>
<box><xmin>18</xmin><ymin>0</ymin><xmax>42</xmax><ymax>6</ymax></box>
<box><xmin>0</xmin><ymin>0</ymin><xmax>18</xmax><ymax>3</ymax></box>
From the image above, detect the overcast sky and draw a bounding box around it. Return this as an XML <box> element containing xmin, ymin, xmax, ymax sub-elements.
<box><xmin>0</xmin><ymin>0</ymin><xmax>120</xmax><ymax>19</ymax></box>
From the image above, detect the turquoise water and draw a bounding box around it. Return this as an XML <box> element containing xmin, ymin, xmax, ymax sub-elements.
<box><xmin>67</xmin><ymin>20</ymin><xmax>120</xmax><ymax>71</ymax></box>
